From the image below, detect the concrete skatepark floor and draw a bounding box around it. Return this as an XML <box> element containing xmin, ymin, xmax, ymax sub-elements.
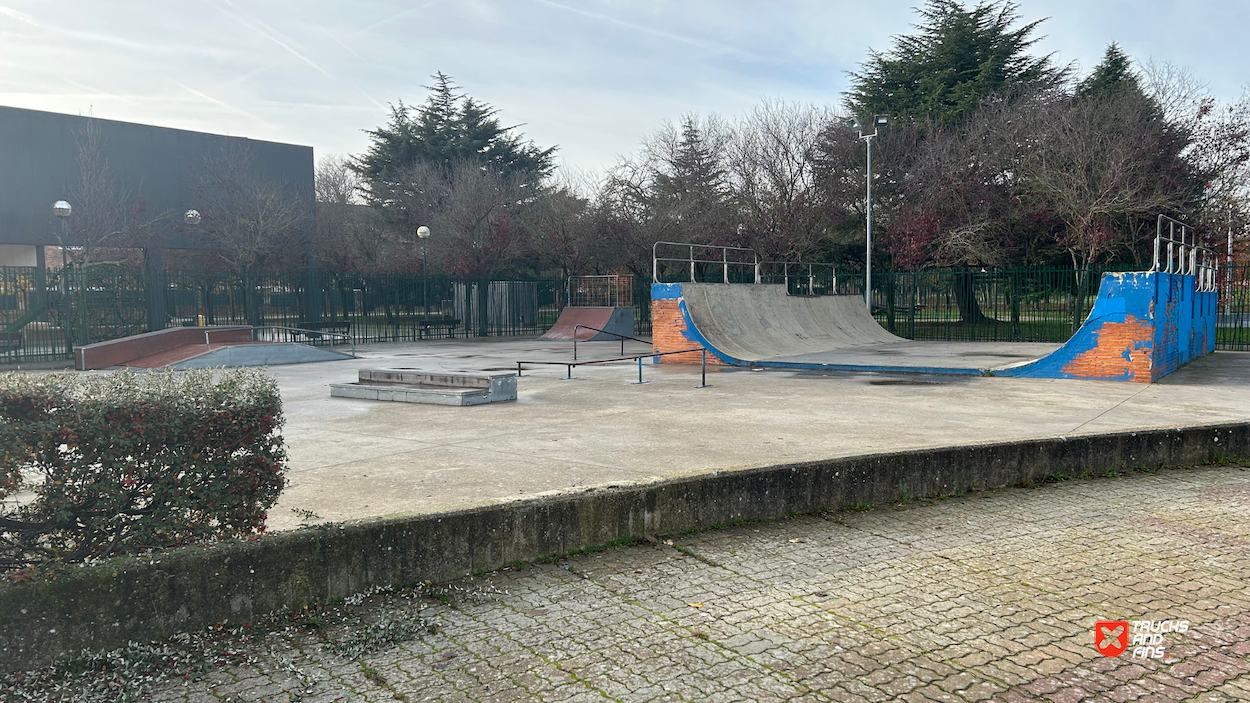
<box><xmin>267</xmin><ymin>337</ymin><xmax>1250</xmax><ymax>531</ymax></box>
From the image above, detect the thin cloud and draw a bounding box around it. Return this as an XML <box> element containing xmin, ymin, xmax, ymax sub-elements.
<box><xmin>201</xmin><ymin>0</ymin><xmax>334</xmax><ymax>79</ymax></box>
<box><xmin>359</xmin><ymin>0</ymin><xmax>446</xmax><ymax>35</ymax></box>
<box><xmin>62</xmin><ymin>78</ymin><xmax>138</xmax><ymax>105</ymax></box>
<box><xmin>530</xmin><ymin>0</ymin><xmax>763</xmax><ymax>61</ymax></box>
<box><xmin>175</xmin><ymin>81</ymin><xmax>270</xmax><ymax>127</ymax></box>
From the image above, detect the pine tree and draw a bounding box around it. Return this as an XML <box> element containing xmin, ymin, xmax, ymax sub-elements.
<box><xmin>648</xmin><ymin>117</ymin><xmax>732</xmax><ymax>243</ymax></box>
<box><xmin>354</xmin><ymin>72</ymin><xmax>556</xmax><ymax>200</ymax></box>
<box><xmin>652</xmin><ymin>118</ymin><xmax>728</xmax><ymax>209</ymax></box>
<box><xmin>844</xmin><ymin>0</ymin><xmax>1063</xmax><ymax>127</ymax></box>
<box><xmin>1077</xmin><ymin>43</ymin><xmax>1138</xmax><ymax>99</ymax></box>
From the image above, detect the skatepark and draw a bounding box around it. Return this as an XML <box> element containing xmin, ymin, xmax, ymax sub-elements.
<box><xmin>43</xmin><ymin>229</ymin><xmax>1236</xmax><ymax>531</ymax></box>
<box><xmin>8</xmin><ymin>227</ymin><xmax>1250</xmax><ymax>701</ymax></box>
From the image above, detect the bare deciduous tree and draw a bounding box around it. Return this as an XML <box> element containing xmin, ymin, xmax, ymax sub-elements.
<box><xmin>1023</xmin><ymin>90</ymin><xmax>1185</xmax><ymax>271</ymax></box>
<box><xmin>65</xmin><ymin>118</ymin><xmax>166</xmax><ymax>267</ymax></box>
<box><xmin>729</xmin><ymin>100</ymin><xmax>832</xmax><ymax>260</ymax></box>
<box><xmin>195</xmin><ymin>144</ymin><xmax>311</xmax><ymax>272</ymax></box>
<box><xmin>315</xmin><ymin>155</ymin><xmax>390</xmax><ymax>271</ymax></box>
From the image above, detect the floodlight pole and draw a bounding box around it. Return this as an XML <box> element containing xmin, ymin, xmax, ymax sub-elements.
<box><xmin>864</xmin><ymin>132</ymin><xmax>874</xmax><ymax>311</ymax></box>
<box><xmin>856</xmin><ymin>115</ymin><xmax>888</xmax><ymax>312</ymax></box>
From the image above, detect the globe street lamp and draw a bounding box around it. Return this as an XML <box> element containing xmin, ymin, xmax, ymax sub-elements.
<box><xmin>417</xmin><ymin>225</ymin><xmax>431</xmax><ymax>334</ymax></box>
<box><xmin>184</xmin><ymin>210</ymin><xmax>207</xmax><ymax>325</ymax></box>
<box><xmin>851</xmin><ymin>115</ymin><xmax>889</xmax><ymax>312</ymax></box>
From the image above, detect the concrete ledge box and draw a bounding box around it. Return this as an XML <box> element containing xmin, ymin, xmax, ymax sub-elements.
<box><xmin>330</xmin><ymin>368</ymin><xmax>517</xmax><ymax>406</ymax></box>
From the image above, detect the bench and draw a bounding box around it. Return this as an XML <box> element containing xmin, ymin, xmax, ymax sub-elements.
<box><xmin>293</xmin><ymin>321</ymin><xmax>351</xmax><ymax>342</ymax></box>
<box><xmin>330</xmin><ymin>368</ymin><xmax>517</xmax><ymax>406</ymax></box>
<box><xmin>418</xmin><ymin>318</ymin><xmax>460</xmax><ymax>338</ymax></box>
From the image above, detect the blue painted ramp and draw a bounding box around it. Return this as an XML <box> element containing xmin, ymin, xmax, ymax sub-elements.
<box><xmin>652</xmin><ymin>275</ymin><xmax>1215</xmax><ymax>382</ymax></box>
<box><xmin>998</xmin><ymin>271</ymin><xmax>1217</xmax><ymax>382</ymax></box>
<box><xmin>167</xmin><ymin>343</ymin><xmax>353</xmax><ymax>370</ymax></box>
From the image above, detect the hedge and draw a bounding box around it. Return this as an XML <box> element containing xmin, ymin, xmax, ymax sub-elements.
<box><xmin>0</xmin><ymin>368</ymin><xmax>286</xmax><ymax>573</ymax></box>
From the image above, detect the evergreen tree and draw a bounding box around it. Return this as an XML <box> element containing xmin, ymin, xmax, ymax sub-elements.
<box><xmin>354</xmin><ymin>72</ymin><xmax>556</xmax><ymax>201</ymax></box>
<box><xmin>651</xmin><ymin>118</ymin><xmax>729</xmax><ymax>214</ymax></box>
<box><xmin>1077</xmin><ymin>43</ymin><xmax>1138</xmax><ymax>99</ymax></box>
<box><xmin>845</xmin><ymin>0</ymin><xmax>1063</xmax><ymax>127</ymax></box>
<box><xmin>647</xmin><ymin>117</ymin><xmax>733</xmax><ymax>243</ymax></box>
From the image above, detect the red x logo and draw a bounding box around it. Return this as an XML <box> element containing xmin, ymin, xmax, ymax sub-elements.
<box><xmin>1095</xmin><ymin>621</ymin><xmax>1129</xmax><ymax>657</ymax></box>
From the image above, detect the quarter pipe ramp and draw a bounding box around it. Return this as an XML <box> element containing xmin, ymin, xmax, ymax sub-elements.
<box><xmin>653</xmin><ymin>272</ymin><xmax>1216</xmax><ymax>382</ymax></box>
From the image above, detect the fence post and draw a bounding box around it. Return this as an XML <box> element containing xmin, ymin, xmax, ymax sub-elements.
<box><xmin>144</xmin><ymin>246</ymin><xmax>167</xmax><ymax>332</ymax></box>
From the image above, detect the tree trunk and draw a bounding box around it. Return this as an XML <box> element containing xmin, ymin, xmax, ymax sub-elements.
<box><xmin>476</xmin><ymin>277</ymin><xmax>490</xmax><ymax>337</ymax></box>
<box><xmin>952</xmin><ymin>269</ymin><xmax>988</xmax><ymax>323</ymax></box>
<box><xmin>244</xmin><ymin>272</ymin><xmax>262</xmax><ymax>328</ymax></box>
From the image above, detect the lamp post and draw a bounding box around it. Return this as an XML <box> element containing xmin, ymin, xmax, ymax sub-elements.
<box><xmin>417</xmin><ymin>225</ymin><xmax>431</xmax><ymax>334</ymax></box>
<box><xmin>53</xmin><ymin>200</ymin><xmax>72</xmax><ymax>269</ymax></box>
<box><xmin>852</xmin><ymin>115</ymin><xmax>889</xmax><ymax>311</ymax></box>
<box><xmin>184</xmin><ymin>210</ymin><xmax>206</xmax><ymax>325</ymax></box>
<box><xmin>52</xmin><ymin>200</ymin><xmax>72</xmax><ymax>350</ymax></box>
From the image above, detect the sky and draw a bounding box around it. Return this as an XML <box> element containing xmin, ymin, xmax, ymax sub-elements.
<box><xmin>1</xmin><ymin>0</ymin><xmax>1246</xmax><ymax>177</ymax></box>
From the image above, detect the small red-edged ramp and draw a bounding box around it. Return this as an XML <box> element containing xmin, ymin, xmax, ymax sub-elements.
<box><xmin>539</xmin><ymin>307</ymin><xmax>634</xmax><ymax>341</ymax></box>
<box><xmin>76</xmin><ymin>326</ymin><xmax>353</xmax><ymax>370</ymax></box>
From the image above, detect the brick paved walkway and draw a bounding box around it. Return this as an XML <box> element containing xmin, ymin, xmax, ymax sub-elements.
<box><xmin>141</xmin><ymin>465</ymin><xmax>1250</xmax><ymax>702</ymax></box>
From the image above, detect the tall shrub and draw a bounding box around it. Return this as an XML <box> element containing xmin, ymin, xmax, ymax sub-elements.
<box><xmin>0</xmin><ymin>368</ymin><xmax>286</xmax><ymax>571</ymax></box>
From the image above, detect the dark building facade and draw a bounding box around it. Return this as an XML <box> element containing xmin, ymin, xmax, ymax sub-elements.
<box><xmin>0</xmin><ymin>105</ymin><xmax>315</xmax><ymax>328</ymax></box>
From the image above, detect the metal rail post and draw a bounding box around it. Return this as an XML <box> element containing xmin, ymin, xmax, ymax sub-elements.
<box><xmin>631</xmin><ymin>356</ymin><xmax>649</xmax><ymax>385</ymax></box>
<box><xmin>696</xmin><ymin>348</ymin><xmax>710</xmax><ymax>388</ymax></box>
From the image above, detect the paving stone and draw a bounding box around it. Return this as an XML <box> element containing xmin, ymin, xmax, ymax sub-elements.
<box><xmin>10</xmin><ymin>464</ymin><xmax>1247</xmax><ymax>702</ymax></box>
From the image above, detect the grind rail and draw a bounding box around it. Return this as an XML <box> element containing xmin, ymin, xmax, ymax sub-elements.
<box><xmin>517</xmin><ymin>347</ymin><xmax>711</xmax><ymax>388</ymax></box>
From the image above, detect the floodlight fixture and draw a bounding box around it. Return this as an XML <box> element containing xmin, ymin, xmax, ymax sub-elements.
<box><xmin>875</xmin><ymin>114</ymin><xmax>889</xmax><ymax>127</ymax></box>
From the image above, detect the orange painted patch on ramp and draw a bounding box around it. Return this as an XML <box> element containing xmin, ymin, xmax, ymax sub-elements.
<box><xmin>1059</xmin><ymin>316</ymin><xmax>1155</xmax><ymax>382</ymax></box>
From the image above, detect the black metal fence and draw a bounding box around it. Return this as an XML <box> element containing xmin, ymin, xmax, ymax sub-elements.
<box><xmin>3</xmin><ymin>264</ymin><xmax>1247</xmax><ymax>366</ymax></box>
<box><xmin>852</xmin><ymin>266</ymin><xmax>1132</xmax><ymax>344</ymax></box>
<box><xmin>847</xmin><ymin>265</ymin><xmax>1250</xmax><ymax>349</ymax></box>
<box><xmin>0</xmin><ymin>267</ymin><xmax>573</xmax><ymax>365</ymax></box>
<box><xmin>1217</xmin><ymin>263</ymin><xmax>1250</xmax><ymax>351</ymax></box>
<box><xmin>162</xmin><ymin>271</ymin><xmax>568</xmax><ymax>343</ymax></box>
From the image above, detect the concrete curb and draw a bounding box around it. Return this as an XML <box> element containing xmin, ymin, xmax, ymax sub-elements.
<box><xmin>3</xmin><ymin>421</ymin><xmax>1249</xmax><ymax>672</ymax></box>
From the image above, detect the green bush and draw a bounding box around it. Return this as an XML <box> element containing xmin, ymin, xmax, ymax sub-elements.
<box><xmin>0</xmin><ymin>368</ymin><xmax>287</xmax><ymax>572</ymax></box>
